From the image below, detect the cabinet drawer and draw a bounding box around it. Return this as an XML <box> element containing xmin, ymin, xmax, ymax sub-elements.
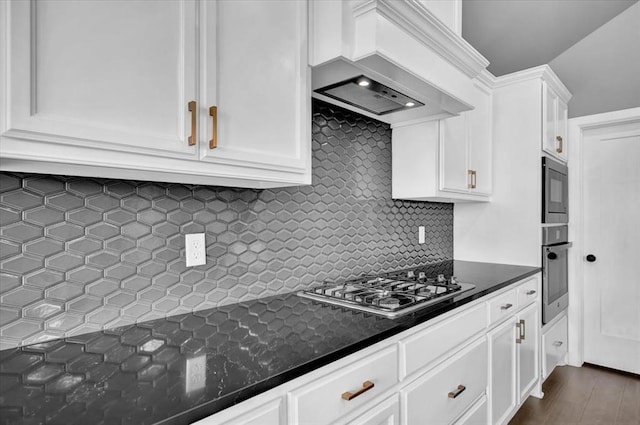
<box><xmin>400</xmin><ymin>303</ymin><xmax>486</xmax><ymax>379</ymax></box>
<box><xmin>402</xmin><ymin>338</ymin><xmax>487</xmax><ymax>425</ymax></box>
<box><xmin>517</xmin><ymin>277</ymin><xmax>539</xmax><ymax>308</ymax></box>
<box><xmin>487</xmin><ymin>289</ymin><xmax>518</xmax><ymax>326</ymax></box>
<box><xmin>455</xmin><ymin>396</ymin><xmax>487</xmax><ymax>425</ymax></box>
<box><xmin>543</xmin><ymin>314</ymin><xmax>568</xmax><ymax>379</ymax></box>
<box><xmin>193</xmin><ymin>399</ymin><xmax>282</xmax><ymax>425</ymax></box>
<box><xmin>290</xmin><ymin>346</ymin><xmax>399</xmax><ymax>425</ymax></box>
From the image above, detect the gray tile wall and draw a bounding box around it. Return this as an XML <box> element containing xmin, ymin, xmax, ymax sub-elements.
<box><xmin>0</xmin><ymin>100</ymin><xmax>453</xmax><ymax>349</ymax></box>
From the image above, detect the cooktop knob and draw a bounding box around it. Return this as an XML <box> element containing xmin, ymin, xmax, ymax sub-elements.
<box><xmin>437</xmin><ymin>274</ymin><xmax>446</xmax><ymax>283</ymax></box>
<box><xmin>450</xmin><ymin>276</ymin><xmax>458</xmax><ymax>284</ymax></box>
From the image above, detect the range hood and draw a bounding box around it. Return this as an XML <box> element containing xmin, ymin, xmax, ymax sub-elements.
<box><xmin>310</xmin><ymin>0</ymin><xmax>490</xmax><ymax>125</ymax></box>
<box><xmin>316</xmin><ymin>74</ymin><xmax>424</xmax><ymax>116</ymax></box>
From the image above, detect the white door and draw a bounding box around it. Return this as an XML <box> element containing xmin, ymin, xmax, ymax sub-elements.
<box><xmin>583</xmin><ymin>119</ymin><xmax>640</xmax><ymax>374</ymax></box>
<box><xmin>200</xmin><ymin>0</ymin><xmax>310</xmax><ymax>176</ymax></box>
<box><xmin>5</xmin><ymin>0</ymin><xmax>197</xmax><ymax>157</ymax></box>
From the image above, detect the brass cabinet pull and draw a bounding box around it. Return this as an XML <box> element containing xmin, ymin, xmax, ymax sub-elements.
<box><xmin>520</xmin><ymin>319</ymin><xmax>526</xmax><ymax>340</ymax></box>
<box><xmin>500</xmin><ymin>303</ymin><xmax>513</xmax><ymax>310</ymax></box>
<box><xmin>526</xmin><ymin>290</ymin><xmax>536</xmax><ymax>295</ymax></box>
<box><xmin>556</xmin><ymin>135</ymin><xmax>563</xmax><ymax>153</ymax></box>
<box><xmin>553</xmin><ymin>341</ymin><xmax>564</xmax><ymax>347</ymax></box>
<box><xmin>467</xmin><ymin>170</ymin><xmax>477</xmax><ymax>189</ymax></box>
<box><xmin>209</xmin><ymin>106</ymin><xmax>218</xmax><ymax>149</ymax></box>
<box><xmin>341</xmin><ymin>380</ymin><xmax>374</xmax><ymax>401</ymax></box>
<box><xmin>188</xmin><ymin>101</ymin><xmax>197</xmax><ymax>146</ymax></box>
<box><xmin>448</xmin><ymin>384</ymin><xmax>466</xmax><ymax>399</ymax></box>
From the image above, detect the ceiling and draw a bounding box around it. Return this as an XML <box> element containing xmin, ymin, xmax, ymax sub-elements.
<box><xmin>461</xmin><ymin>0</ymin><xmax>638</xmax><ymax>76</ymax></box>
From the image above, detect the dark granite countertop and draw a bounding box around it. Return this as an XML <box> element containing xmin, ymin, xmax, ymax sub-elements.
<box><xmin>0</xmin><ymin>260</ymin><xmax>539</xmax><ymax>425</ymax></box>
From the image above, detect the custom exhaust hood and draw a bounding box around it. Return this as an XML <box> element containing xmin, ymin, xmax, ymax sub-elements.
<box><xmin>310</xmin><ymin>0</ymin><xmax>490</xmax><ymax>125</ymax></box>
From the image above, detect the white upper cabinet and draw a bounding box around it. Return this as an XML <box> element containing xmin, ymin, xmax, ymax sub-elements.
<box><xmin>3</xmin><ymin>0</ymin><xmax>198</xmax><ymax>157</ymax></box>
<box><xmin>542</xmin><ymin>82</ymin><xmax>569</xmax><ymax>162</ymax></box>
<box><xmin>392</xmin><ymin>78</ymin><xmax>493</xmax><ymax>202</ymax></box>
<box><xmin>199</xmin><ymin>0</ymin><xmax>310</xmax><ymax>179</ymax></box>
<box><xmin>0</xmin><ymin>0</ymin><xmax>311</xmax><ymax>189</ymax></box>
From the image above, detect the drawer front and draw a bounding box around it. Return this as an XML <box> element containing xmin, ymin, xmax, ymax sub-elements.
<box><xmin>488</xmin><ymin>289</ymin><xmax>518</xmax><ymax>326</ymax></box>
<box><xmin>517</xmin><ymin>277</ymin><xmax>539</xmax><ymax>308</ymax></box>
<box><xmin>194</xmin><ymin>399</ymin><xmax>282</xmax><ymax>425</ymax></box>
<box><xmin>401</xmin><ymin>303</ymin><xmax>486</xmax><ymax>379</ymax></box>
<box><xmin>456</xmin><ymin>396</ymin><xmax>487</xmax><ymax>425</ymax></box>
<box><xmin>347</xmin><ymin>395</ymin><xmax>399</xmax><ymax>425</ymax></box>
<box><xmin>290</xmin><ymin>346</ymin><xmax>399</xmax><ymax>425</ymax></box>
<box><xmin>402</xmin><ymin>338</ymin><xmax>488</xmax><ymax>425</ymax></box>
<box><xmin>543</xmin><ymin>314</ymin><xmax>568</xmax><ymax>379</ymax></box>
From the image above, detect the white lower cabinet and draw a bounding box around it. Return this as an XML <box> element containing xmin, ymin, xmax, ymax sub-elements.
<box><xmin>542</xmin><ymin>312</ymin><xmax>568</xmax><ymax>380</ymax></box>
<box><xmin>289</xmin><ymin>346</ymin><xmax>399</xmax><ymax>425</ymax></box>
<box><xmin>488</xmin><ymin>276</ymin><xmax>542</xmax><ymax>425</ymax></box>
<box><xmin>193</xmin><ymin>274</ymin><xmax>542</xmax><ymax>425</ymax></box>
<box><xmin>488</xmin><ymin>317</ymin><xmax>517</xmax><ymax>425</ymax></box>
<box><xmin>402</xmin><ymin>337</ymin><xmax>487</xmax><ymax>425</ymax></box>
<box><xmin>517</xmin><ymin>303</ymin><xmax>540</xmax><ymax>405</ymax></box>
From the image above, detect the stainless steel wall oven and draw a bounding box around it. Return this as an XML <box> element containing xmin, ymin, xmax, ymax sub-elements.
<box><xmin>542</xmin><ymin>225</ymin><xmax>571</xmax><ymax>324</ymax></box>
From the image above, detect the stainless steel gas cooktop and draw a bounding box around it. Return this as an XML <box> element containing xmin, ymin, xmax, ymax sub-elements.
<box><xmin>299</xmin><ymin>268</ymin><xmax>475</xmax><ymax>318</ymax></box>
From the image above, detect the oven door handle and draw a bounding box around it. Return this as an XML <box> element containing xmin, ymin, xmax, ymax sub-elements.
<box><xmin>545</xmin><ymin>242</ymin><xmax>573</xmax><ymax>255</ymax></box>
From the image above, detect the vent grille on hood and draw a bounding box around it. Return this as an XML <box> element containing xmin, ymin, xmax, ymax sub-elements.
<box><xmin>314</xmin><ymin>75</ymin><xmax>424</xmax><ymax>116</ymax></box>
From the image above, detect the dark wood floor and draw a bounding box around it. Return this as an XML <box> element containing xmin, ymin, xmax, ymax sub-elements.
<box><xmin>509</xmin><ymin>364</ymin><xmax>640</xmax><ymax>425</ymax></box>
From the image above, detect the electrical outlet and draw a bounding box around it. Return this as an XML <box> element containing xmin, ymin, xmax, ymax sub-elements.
<box><xmin>185</xmin><ymin>355</ymin><xmax>207</xmax><ymax>393</ymax></box>
<box><xmin>185</xmin><ymin>233</ymin><xmax>206</xmax><ymax>267</ymax></box>
<box><xmin>418</xmin><ymin>226</ymin><xmax>425</xmax><ymax>244</ymax></box>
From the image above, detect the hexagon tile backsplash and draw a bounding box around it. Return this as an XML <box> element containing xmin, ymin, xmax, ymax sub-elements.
<box><xmin>0</xmin><ymin>99</ymin><xmax>453</xmax><ymax>349</ymax></box>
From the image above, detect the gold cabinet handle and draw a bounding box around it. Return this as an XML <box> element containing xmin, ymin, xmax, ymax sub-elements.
<box><xmin>209</xmin><ymin>106</ymin><xmax>218</xmax><ymax>149</ymax></box>
<box><xmin>472</xmin><ymin>170</ymin><xmax>477</xmax><ymax>189</ymax></box>
<box><xmin>341</xmin><ymin>380</ymin><xmax>374</xmax><ymax>401</ymax></box>
<box><xmin>188</xmin><ymin>101</ymin><xmax>197</xmax><ymax>146</ymax></box>
<box><xmin>553</xmin><ymin>341</ymin><xmax>564</xmax><ymax>347</ymax></box>
<box><xmin>448</xmin><ymin>384</ymin><xmax>466</xmax><ymax>399</ymax></box>
<box><xmin>520</xmin><ymin>319</ymin><xmax>526</xmax><ymax>340</ymax></box>
<box><xmin>556</xmin><ymin>135</ymin><xmax>563</xmax><ymax>153</ymax></box>
<box><xmin>468</xmin><ymin>170</ymin><xmax>474</xmax><ymax>189</ymax></box>
<box><xmin>500</xmin><ymin>303</ymin><xmax>513</xmax><ymax>310</ymax></box>
<box><xmin>526</xmin><ymin>290</ymin><xmax>536</xmax><ymax>295</ymax></box>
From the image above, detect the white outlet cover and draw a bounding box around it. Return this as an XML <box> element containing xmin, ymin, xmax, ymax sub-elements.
<box><xmin>185</xmin><ymin>355</ymin><xmax>207</xmax><ymax>393</ymax></box>
<box><xmin>418</xmin><ymin>226</ymin><xmax>426</xmax><ymax>244</ymax></box>
<box><xmin>185</xmin><ymin>233</ymin><xmax>206</xmax><ymax>267</ymax></box>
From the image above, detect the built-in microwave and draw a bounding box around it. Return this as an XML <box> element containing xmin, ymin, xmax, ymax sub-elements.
<box><xmin>542</xmin><ymin>157</ymin><xmax>568</xmax><ymax>223</ymax></box>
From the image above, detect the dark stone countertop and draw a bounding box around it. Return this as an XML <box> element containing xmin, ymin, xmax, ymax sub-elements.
<box><xmin>0</xmin><ymin>260</ymin><xmax>540</xmax><ymax>425</ymax></box>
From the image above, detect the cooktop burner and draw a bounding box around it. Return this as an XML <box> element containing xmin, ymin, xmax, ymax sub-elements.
<box><xmin>298</xmin><ymin>268</ymin><xmax>475</xmax><ymax>318</ymax></box>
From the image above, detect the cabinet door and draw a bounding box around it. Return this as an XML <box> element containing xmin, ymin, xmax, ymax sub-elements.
<box><xmin>555</xmin><ymin>99</ymin><xmax>568</xmax><ymax>161</ymax></box>
<box><xmin>468</xmin><ymin>82</ymin><xmax>492</xmax><ymax>195</ymax></box>
<box><xmin>200</xmin><ymin>0</ymin><xmax>310</xmax><ymax>181</ymax></box>
<box><xmin>488</xmin><ymin>318</ymin><xmax>517</xmax><ymax>425</ymax></box>
<box><xmin>542</xmin><ymin>82</ymin><xmax>558</xmax><ymax>157</ymax></box>
<box><xmin>517</xmin><ymin>303</ymin><xmax>539</xmax><ymax>404</ymax></box>
<box><xmin>4</xmin><ymin>0</ymin><xmax>197</xmax><ymax>157</ymax></box>
<box><xmin>439</xmin><ymin>114</ymin><xmax>469</xmax><ymax>193</ymax></box>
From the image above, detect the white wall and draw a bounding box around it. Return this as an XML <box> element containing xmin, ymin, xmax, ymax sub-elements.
<box><xmin>549</xmin><ymin>2</ymin><xmax>640</xmax><ymax>118</ymax></box>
